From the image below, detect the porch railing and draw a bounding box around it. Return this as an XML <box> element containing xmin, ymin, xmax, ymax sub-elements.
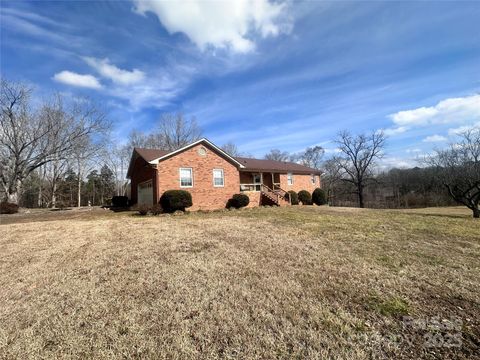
<box><xmin>240</xmin><ymin>183</ymin><xmax>261</xmax><ymax>192</ymax></box>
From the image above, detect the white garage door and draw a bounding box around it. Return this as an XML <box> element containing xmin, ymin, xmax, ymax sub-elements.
<box><xmin>138</xmin><ymin>180</ymin><xmax>153</xmax><ymax>205</ymax></box>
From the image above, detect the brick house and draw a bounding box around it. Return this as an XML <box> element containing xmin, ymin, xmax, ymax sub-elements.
<box><xmin>126</xmin><ymin>138</ymin><xmax>321</xmax><ymax>210</ymax></box>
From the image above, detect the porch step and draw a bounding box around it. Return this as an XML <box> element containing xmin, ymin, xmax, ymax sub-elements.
<box><xmin>260</xmin><ymin>184</ymin><xmax>290</xmax><ymax>206</ymax></box>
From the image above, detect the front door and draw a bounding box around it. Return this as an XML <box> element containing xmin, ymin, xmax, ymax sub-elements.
<box><xmin>252</xmin><ymin>173</ymin><xmax>261</xmax><ymax>191</ymax></box>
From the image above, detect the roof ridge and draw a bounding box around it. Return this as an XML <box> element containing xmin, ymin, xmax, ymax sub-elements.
<box><xmin>134</xmin><ymin>146</ymin><xmax>170</xmax><ymax>151</ymax></box>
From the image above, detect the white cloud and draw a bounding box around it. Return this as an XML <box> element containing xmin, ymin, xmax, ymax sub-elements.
<box><xmin>379</xmin><ymin>156</ymin><xmax>417</xmax><ymax>169</ymax></box>
<box><xmin>406</xmin><ymin>148</ymin><xmax>422</xmax><ymax>153</ymax></box>
<box><xmin>52</xmin><ymin>71</ymin><xmax>102</xmax><ymax>89</ymax></box>
<box><xmin>422</xmin><ymin>134</ymin><xmax>447</xmax><ymax>143</ymax></box>
<box><xmin>83</xmin><ymin>57</ymin><xmax>145</xmax><ymax>85</ymax></box>
<box><xmin>389</xmin><ymin>94</ymin><xmax>480</xmax><ymax>127</ymax></box>
<box><xmin>383</xmin><ymin>126</ymin><xmax>408</xmax><ymax>136</ymax></box>
<box><xmin>132</xmin><ymin>0</ymin><xmax>291</xmax><ymax>53</ymax></box>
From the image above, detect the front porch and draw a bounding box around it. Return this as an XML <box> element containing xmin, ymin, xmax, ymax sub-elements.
<box><xmin>239</xmin><ymin>172</ymin><xmax>290</xmax><ymax>206</ymax></box>
<box><xmin>239</xmin><ymin>172</ymin><xmax>281</xmax><ymax>192</ymax></box>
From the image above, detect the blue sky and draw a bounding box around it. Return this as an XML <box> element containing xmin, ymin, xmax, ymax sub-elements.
<box><xmin>1</xmin><ymin>0</ymin><xmax>479</xmax><ymax>167</ymax></box>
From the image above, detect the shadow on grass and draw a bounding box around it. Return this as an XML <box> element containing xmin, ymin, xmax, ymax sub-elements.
<box><xmin>107</xmin><ymin>206</ymin><xmax>131</xmax><ymax>213</ymax></box>
<box><xmin>399</xmin><ymin>212</ymin><xmax>471</xmax><ymax>220</ymax></box>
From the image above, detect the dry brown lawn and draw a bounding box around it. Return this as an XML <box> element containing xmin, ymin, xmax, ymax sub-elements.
<box><xmin>0</xmin><ymin>206</ymin><xmax>478</xmax><ymax>359</ymax></box>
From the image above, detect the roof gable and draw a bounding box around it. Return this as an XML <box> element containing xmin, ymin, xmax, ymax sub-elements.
<box><xmin>135</xmin><ymin>148</ymin><xmax>170</xmax><ymax>162</ymax></box>
<box><xmin>149</xmin><ymin>138</ymin><xmax>245</xmax><ymax>168</ymax></box>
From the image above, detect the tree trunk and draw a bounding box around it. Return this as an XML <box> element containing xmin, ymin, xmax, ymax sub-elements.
<box><xmin>52</xmin><ymin>181</ymin><xmax>57</xmax><ymax>208</ymax></box>
<box><xmin>38</xmin><ymin>183</ymin><xmax>43</xmax><ymax>208</ymax></box>
<box><xmin>358</xmin><ymin>186</ymin><xmax>365</xmax><ymax>208</ymax></box>
<box><xmin>7</xmin><ymin>191</ymin><xmax>19</xmax><ymax>204</ymax></box>
<box><xmin>473</xmin><ymin>207</ymin><xmax>480</xmax><ymax>219</ymax></box>
<box><xmin>77</xmin><ymin>176</ymin><xmax>82</xmax><ymax>207</ymax></box>
<box><xmin>51</xmin><ymin>161</ymin><xmax>58</xmax><ymax>208</ymax></box>
<box><xmin>6</xmin><ymin>179</ymin><xmax>22</xmax><ymax>204</ymax></box>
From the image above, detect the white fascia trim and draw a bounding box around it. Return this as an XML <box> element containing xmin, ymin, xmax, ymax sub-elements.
<box><xmin>148</xmin><ymin>138</ymin><xmax>246</xmax><ymax>168</ymax></box>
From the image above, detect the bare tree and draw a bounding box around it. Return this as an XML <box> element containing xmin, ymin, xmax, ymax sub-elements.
<box><xmin>333</xmin><ymin>130</ymin><xmax>386</xmax><ymax>208</ymax></box>
<box><xmin>299</xmin><ymin>145</ymin><xmax>325</xmax><ymax>169</ymax></box>
<box><xmin>221</xmin><ymin>141</ymin><xmax>241</xmax><ymax>156</ymax></box>
<box><xmin>46</xmin><ymin>158</ymin><xmax>68</xmax><ymax>208</ymax></box>
<box><xmin>126</xmin><ymin>129</ymin><xmax>165</xmax><ymax>149</ymax></box>
<box><xmin>0</xmin><ymin>79</ymin><xmax>108</xmax><ymax>204</ymax></box>
<box><xmin>72</xmin><ymin>135</ymin><xmax>107</xmax><ymax>207</ymax></box>
<box><xmin>102</xmin><ymin>143</ymin><xmax>130</xmax><ymax>196</ymax></box>
<box><xmin>264</xmin><ymin>149</ymin><xmax>290</xmax><ymax>162</ymax></box>
<box><xmin>427</xmin><ymin>128</ymin><xmax>480</xmax><ymax>218</ymax></box>
<box><xmin>322</xmin><ymin>158</ymin><xmax>343</xmax><ymax>205</ymax></box>
<box><xmin>157</xmin><ymin>112</ymin><xmax>202</xmax><ymax>151</ymax></box>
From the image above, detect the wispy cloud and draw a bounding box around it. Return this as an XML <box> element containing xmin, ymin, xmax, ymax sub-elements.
<box><xmin>1</xmin><ymin>7</ymin><xmax>67</xmax><ymax>28</ymax></box>
<box><xmin>83</xmin><ymin>57</ymin><xmax>145</xmax><ymax>85</ymax></box>
<box><xmin>101</xmin><ymin>61</ymin><xmax>197</xmax><ymax>111</ymax></box>
<box><xmin>52</xmin><ymin>71</ymin><xmax>102</xmax><ymax>89</ymax></box>
<box><xmin>132</xmin><ymin>0</ymin><xmax>292</xmax><ymax>53</ymax></box>
<box><xmin>0</xmin><ymin>6</ymin><xmax>85</xmax><ymax>49</ymax></box>
<box><xmin>422</xmin><ymin>134</ymin><xmax>447</xmax><ymax>143</ymax></box>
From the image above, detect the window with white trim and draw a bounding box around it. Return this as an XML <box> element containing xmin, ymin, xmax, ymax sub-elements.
<box><xmin>287</xmin><ymin>173</ymin><xmax>293</xmax><ymax>185</ymax></box>
<box><xmin>179</xmin><ymin>168</ymin><xmax>193</xmax><ymax>187</ymax></box>
<box><xmin>213</xmin><ymin>169</ymin><xmax>224</xmax><ymax>187</ymax></box>
<box><xmin>311</xmin><ymin>174</ymin><xmax>316</xmax><ymax>184</ymax></box>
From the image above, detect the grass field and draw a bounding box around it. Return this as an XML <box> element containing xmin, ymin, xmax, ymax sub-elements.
<box><xmin>1</xmin><ymin>206</ymin><xmax>479</xmax><ymax>359</ymax></box>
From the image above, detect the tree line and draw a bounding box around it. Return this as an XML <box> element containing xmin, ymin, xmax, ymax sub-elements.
<box><xmin>262</xmin><ymin>129</ymin><xmax>479</xmax><ymax>218</ymax></box>
<box><xmin>0</xmin><ymin>79</ymin><xmax>206</xmax><ymax>208</ymax></box>
<box><xmin>2</xmin><ymin>79</ymin><xmax>478</xmax><ymax>217</ymax></box>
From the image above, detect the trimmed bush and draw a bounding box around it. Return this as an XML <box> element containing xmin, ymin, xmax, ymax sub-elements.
<box><xmin>136</xmin><ymin>204</ymin><xmax>149</xmax><ymax>216</ymax></box>
<box><xmin>298</xmin><ymin>190</ymin><xmax>312</xmax><ymax>205</ymax></box>
<box><xmin>286</xmin><ymin>190</ymin><xmax>299</xmax><ymax>205</ymax></box>
<box><xmin>160</xmin><ymin>190</ymin><xmax>192</xmax><ymax>213</ymax></box>
<box><xmin>227</xmin><ymin>193</ymin><xmax>250</xmax><ymax>209</ymax></box>
<box><xmin>111</xmin><ymin>196</ymin><xmax>128</xmax><ymax>207</ymax></box>
<box><xmin>0</xmin><ymin>202</ymin><xmax>19</xmax><ymax>214</ymax></box>
<box><xmin>312</xmin><ymin>188</ymin><xmax>327</xmax><ymax>205</ymax></box>
<box><xmin>150</xmin><ymin>204</ymin><xmax>162</xmax><ymax>215</ymax></box>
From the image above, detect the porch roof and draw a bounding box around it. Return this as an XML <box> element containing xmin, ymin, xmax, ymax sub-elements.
<box><xmin>235</xmin><ymin>157</ymin><xmax>321</xmax><ymax>175</ymax></box>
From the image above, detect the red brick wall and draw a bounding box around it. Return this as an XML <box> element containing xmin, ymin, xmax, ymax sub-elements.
<box><xmin>244</xmin><ymin>191</ymin><xmax>261</xmax><ymax>207</ymax></box>
<box><xmin>156</xmin><ymin>143</ymin><xmax>240</xmax><ymax>210</ymax></box>
<box><xmin>279</xmin><ymin>173</ymin><xmax>320</xmax><ymax>194</ymax></box>
<box><xmin>130</xmin><ymin>155</ymin><xmax>157</xmax><ymax>205</ymax></box>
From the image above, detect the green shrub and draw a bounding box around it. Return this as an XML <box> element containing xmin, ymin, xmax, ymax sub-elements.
<box><xmin>111</xmin><ymin>196</ymin><xmax>128</xmax><ymax>207</ymax></box>
<box><xmin>0</xmin><ymin>202</ymin><xmax>19</xmax><ymax>214</ymax></box>
<box><xmin>160</xmin><ymin>190</ymin><xmax>193</xmax><ymax>213</ymax></box>
<box><xmin>286</xmin><ymin>191</ymin><xmax>299</xmax><ymax>205</ymax></box>
<box><xmin>150</xmin><ymin>204</ymin><xmax>162</xmax><ymax>215</ymax></box>
<box><xmin>227</xmin><ymin>193</ymin><xmax>250</xmax><ymax>209</ymax></box>
<box><xmin>137</xmin><ymin>204</ymin><xmax>149</xmax><ymax>216</ymax></box>
<box><xmin>298</xmin><ymin>190</ymin><xmax>312</xmax><ymax>205</ymax></box>
<box><xmin>312</xmin><ymin>188</ymin><xmax>327</xmax><ymax>205</ymax></box>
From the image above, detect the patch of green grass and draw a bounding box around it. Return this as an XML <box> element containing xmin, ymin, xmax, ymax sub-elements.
<box><xmin>368</xmin><ymin>295</ymin><xmax>410</xmax><ymax>317</ymax></box>
<box><xmin>414</xmin><ymin>252</ymin><xmax>446</xmax><ymax>266</ymax></box>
